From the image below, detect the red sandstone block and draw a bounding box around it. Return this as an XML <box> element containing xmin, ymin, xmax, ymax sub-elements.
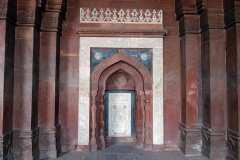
<box><xmin>59</xmin><ymin>91</ymin><xmax>78</xmax><ymax>145</ymax></box>
<box><xmin>163</xmin><ymin>11</ymin><xmax>178</xmax><ymax>28</ymax></box>
<box><xmin>109</xmin><ymin>1</ymin><xmax>140</xmax><ymax>9</ymax></box>
<box><xmin>60</xmin><ymin>38</ymin><xmax>79</xmax><ymax>53</ymax></box>
<box><xmin>38</xmin><ymin>80</ymin><xmax>56</xmax><ymax>127</ymax></box>
<box><xmin>164</xmin><ymin>97</ymin><xmax>181</xmax><ymax>145</ymax></box>
<box><xmin>210</xmin><ymin>89</ymin><xmax>226</xmax><ymax>128</ymax></box>
<box><xmin>140</xmin><ymin>1</ymin><xmax>162</xmax><ymax>9</ymax></box>
<box><xmin>66</xmin><ymin>8</ymin><xmax>80</xmax><ymax>22</ymax></box>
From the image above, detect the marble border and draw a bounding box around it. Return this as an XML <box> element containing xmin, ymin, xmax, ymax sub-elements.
<box><xmin>79</xmin><ymin>37</ymin><xmax>163</xmax><ymax>145</ymax></box>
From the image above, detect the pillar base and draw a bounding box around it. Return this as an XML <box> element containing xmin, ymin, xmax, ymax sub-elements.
<box><xmin>39</xmin><ymin>124</ymin><xmax>61</xmax><ymax>159</ymax></box>
<box><xmin>227</xmin><ymin>129</ymin><xmax>240</xmax><ymax>160</ymax></box>
<box><xmin>13</xmin><ymin>128</ymin><xmax>39</xmax><ymax>160</ymax></box>
<box><xmin>180</xmin><ymin>123</ymin><xmax>202</xmax><ymax>156</ymax></box>
<box><xmin>0</xmin><ymin>132</ymin><xmax>13</xmax><ymax>159</ymax></box>
<box><xmin>202</xmin><ymin>126</ymin><xmax>227</xmax><ymax>160</ymax></box>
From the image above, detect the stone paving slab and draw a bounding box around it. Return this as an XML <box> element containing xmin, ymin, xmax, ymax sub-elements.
<box><xmin>43</xmin><ymin>143</ymin><xmax>207</xmax><ymax>160</ymax></box>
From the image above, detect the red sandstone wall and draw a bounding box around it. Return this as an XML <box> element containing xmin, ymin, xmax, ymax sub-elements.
<box><xmin>60</xmin><ymin>0</ymin><xmax>181</xmax><ymax>150</ymax></box>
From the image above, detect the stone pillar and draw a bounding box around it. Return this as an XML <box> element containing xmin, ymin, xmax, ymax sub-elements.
<box><xmin>13</xmin><ymin>1</ymin><xmax>41</xmax><ymax>159</ymax></box>
<box><xmin>175</xmin><ymin>0</ymin><xmax>202</xmax><ymax>155</ymax></box>
<box><xmin>224</xmin><ymin>1</ymin><xmax>240</xmax><ymax>159</ymax></box>
<box><xmin>0</xmin><ymin>1</ymin><xmax>16</xmax><ymax>159</ymax></box>
<box><xmin>177</xmin><ymin>13</ymin><xmax>202</xmax><ymax>156</ymax></box>
<box><xmin>200</xmin><ymin>1</ymin><xmax>227</xmax><ymax>159</ymax></box>
<box><xmin>38</xmin><ymin>8</ymin><xmax>64</xmax><ymax>159</ymax></box>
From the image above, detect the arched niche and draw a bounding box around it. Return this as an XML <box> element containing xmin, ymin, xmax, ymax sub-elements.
<box><xmin>89</xmin><ymin>52</ymin><xmax>153</xmax><ymax>150</ymax></box>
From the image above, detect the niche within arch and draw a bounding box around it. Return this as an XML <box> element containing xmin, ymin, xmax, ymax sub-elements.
<box><xmin>90</xmin><ymin>51</ymin><xmax>153</xmax><ymax>150</ymax></box>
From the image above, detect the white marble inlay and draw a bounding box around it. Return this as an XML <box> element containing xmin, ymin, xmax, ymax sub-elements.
<box><xmin>78</xmin><ymin>37</ymin><xmax>163</xmax><ymax>145</ymax></box>
<box><xmin>80</xmin><ymin>8</ymin><xmax>163</xmax><ymax>24</ymax></box>
<box><xmin>108</xmin><ymin>93</ymin><xmax>131</xmax><ymax>137</ymax></box>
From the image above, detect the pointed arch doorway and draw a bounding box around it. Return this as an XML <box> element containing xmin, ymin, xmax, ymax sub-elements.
<box><xmin>90</xmin><ymin>51</ymin><xmax>153</xmax><ymax>150</ymax></box>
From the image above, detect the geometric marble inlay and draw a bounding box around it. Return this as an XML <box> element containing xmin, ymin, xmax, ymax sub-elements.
<box><xmin>80</xmin><ymin>8</ymin><xmax>163</xmax><ymax>24</ymax></box>
<box><xmin>79</xmin><ymin>37</ymin><xmax>163</xmax><ymax>145</ymax></box>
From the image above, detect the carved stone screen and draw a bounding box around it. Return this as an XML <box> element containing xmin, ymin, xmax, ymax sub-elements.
<box><xmin>79</xmin><ymin>37</ymin><xmax>163</xmax><ymax>145</ymax></box>
<box><xmin>107</xmin><ymin>93</ymin><xmax>132</xmax><ymax>137</ymax></box>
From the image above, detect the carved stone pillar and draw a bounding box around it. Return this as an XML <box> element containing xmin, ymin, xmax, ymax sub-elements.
<box><xmin>0</xmin><ymin>1</ymin><xmax>16</xmax><ymax>159</ymax></box>
<box><xmin>90</xmin><ymin>91</ymin><xmax>97</xmax><ymax>151</ymax></box>
<box><xmin>136</xmin><ymin>91</ymin><xmax>144</xmax><ymax>147</ymax></box>
<box><xmin>98</xmin><ymin>95</ymin><xmax>105</xmax><ymax>149</ymax></box>
<box><xmin>224</xmin><ymin>1</ymin><xmax>240</xmax><ymax>159</ymax></box>
<box><xmin>13</xmin><ymin>1</ymin><xmax>41</xmax><ymax>159</ymax></box>
<box><xmin>176</xmin><ymin>13</ymin><xmax>202</xmax><ymax>156</ymax></box>
<box><xmin>144</xmin><ymin>91</ymin><xmax>153</xmax><ymax>150</ymax></box>
<box><xmin>38</xmin><ymin>4</ymin><xmax>65</xmax><ymax>158</ymax></box>
<box><xmin>200</xmin><ymin>2</ymin><xmax>227</xmax><ymax>159</ymax></box>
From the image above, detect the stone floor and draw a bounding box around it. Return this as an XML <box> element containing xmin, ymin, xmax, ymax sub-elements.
<box><xmin>45</xmin><ymin>143</ymin><xmax>207</xmax><ymax>160</ymax></box>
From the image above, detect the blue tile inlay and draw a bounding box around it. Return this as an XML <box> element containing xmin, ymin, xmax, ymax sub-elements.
<box><xmin>91</xmin><ymin>49</ymin><xmax>152</xmax><ymax>74</ymax></box>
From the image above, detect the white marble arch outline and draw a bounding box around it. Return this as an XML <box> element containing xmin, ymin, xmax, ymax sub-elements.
<box><xmin>78</xmin><ymin>37</ymin><xmax>163</xmax><ymax>146</ymax></box>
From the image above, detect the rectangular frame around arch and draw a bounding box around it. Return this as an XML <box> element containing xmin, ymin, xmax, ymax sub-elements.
<box><xmin>78</xmin><ymin>37</ymin><xmax>163</xmax><ymax>146</ymax></box>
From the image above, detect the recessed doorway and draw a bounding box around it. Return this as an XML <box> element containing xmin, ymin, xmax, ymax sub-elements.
<box><xmin>105</xmin><ymin>90</ymin><xmax>135</xmax><ymax>142</ymax></box>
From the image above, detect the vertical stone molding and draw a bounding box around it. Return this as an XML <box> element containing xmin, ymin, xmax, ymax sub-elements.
<box><xmin>144</xmin><ymin>91</ymin><xmax>153</xmax><ymax>150</ymax></box>
<box><xmin>98</xmin><ymin>95</ymin><xmax>105</xmax><ymax>149</ymax></box>
<box><xmin>90</xmin><ymin>91</ymin><xmax>97</xmax><ymax>151</ymax></box>
<box><xmin>136</xmin><ymin>92</ymin><xmax>144</xmax><ymax>147</ymax></box>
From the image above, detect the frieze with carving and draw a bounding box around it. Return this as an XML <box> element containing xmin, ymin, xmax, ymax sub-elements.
<box><xmin>17</xmin><ymin>7</ymin><xmax>42</xmax><ymax>28</ymax></box>
<box><xmin>80</xmin><ymin>8</ymin><xmax>162</xmax><ymax>24</ymax></box>
<box><xmin>0</xmin><ymin>2</ymin><xmax>16</xmax><ymax>22</ymax></box>
<box><xmin>225</xmin><ymin>7</ymin><xmax>240</xmax><ymax>27</ymax></box>
<box><xmin>0</xmin><ymin>132</ymin><xmax>13</xmax><ymax>160</ymax></box>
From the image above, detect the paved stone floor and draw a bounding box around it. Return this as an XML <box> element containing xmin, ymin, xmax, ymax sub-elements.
<box><xmin>46</xmin><ymin>143</ymin><xmax>207</xmax><ymax>160</ymax></box>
